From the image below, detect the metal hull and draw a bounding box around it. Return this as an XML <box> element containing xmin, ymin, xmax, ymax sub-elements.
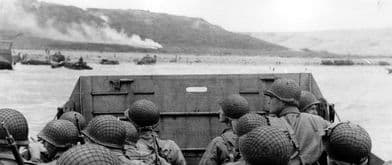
<box><xmin>59</xmin><ymin>73</ymin><xmax>382</xmax><ymax>165</ymax></box>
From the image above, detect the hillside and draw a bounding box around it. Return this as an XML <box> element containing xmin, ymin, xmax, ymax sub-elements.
<box><xmin>249</xmin><ymin>29</ymin><xmax>392</xmax><ymax>56</ymax></box>
<box><xmin>0</xmin><ymin>0</ymin><xmax>288</xmax><ymax>54</ymax></box>
<box><xmin>86</xmin><ymin>9</ymin><xmax>287</xmax><ymax>52</ymax></box>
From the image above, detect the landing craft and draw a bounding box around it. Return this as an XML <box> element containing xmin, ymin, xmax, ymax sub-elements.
<box><xmin>386</xmin><ymin>68</ymin><xmax>392</xmax><ymax>74</ymax></box>
<box><xmin>57</xmin><ymin>73</ymin><xmax>384</xmax><ymax>165</ymax></box>
<box><xmin>135</xmin><ymin>54</ymin><xmax>157</xmax><ymax>65</ymax></box>
<box><xmin>0</xmin><ymin>41</ymin><xmax>13</xmax><ymax>70</ymax></box>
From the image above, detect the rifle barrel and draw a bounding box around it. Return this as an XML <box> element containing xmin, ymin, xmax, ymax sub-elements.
<box><xmin>1</xmin><ymin>122</ymin><xmax>24</xmax><ymax>165</ymax></box>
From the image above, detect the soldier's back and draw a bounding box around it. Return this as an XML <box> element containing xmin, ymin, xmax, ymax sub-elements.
<box><xmin>199</xmin><ymin>129</ymin><xmax>239</xmax><ymax>165</ymax></box>
<box><xmin>281</xmin><ymin>111</ymin><xmax>330</xmax><ymax>164</ymax></box>
<box><xmin>156</xmin><ymin>138</ymin><xmax>186</xmax><ymax>165</ymax></box>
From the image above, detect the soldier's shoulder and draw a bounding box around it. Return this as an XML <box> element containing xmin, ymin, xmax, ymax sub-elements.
<box><xmin>204</xmin><ymin>135</ymin><xmax>227</xmax><ymax>148</ymax></box>
<box><xmin>300</xmin><ymin>113</ymin><xmax>331</xmax><ymax>128</ymax></box>
<box><xmin>157</xmin><ymin>138</ymin><xmax>182</xmax><ymax>150</ymax></box>
<box><xmin>301</xmin><ymin>113</ymin><xmax>329</xmax><ymax>122</ymax></box>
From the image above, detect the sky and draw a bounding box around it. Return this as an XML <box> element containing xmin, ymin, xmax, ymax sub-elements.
<box><xmin>40</xmin><ymin>0</ymin><xmax>392</xmax><ymax>32</ymax></box>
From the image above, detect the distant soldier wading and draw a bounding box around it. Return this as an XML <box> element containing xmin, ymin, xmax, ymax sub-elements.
<box><xmin>199</xmin><ymin>94</ymin><xmax>250</xmax><ymax>165</ymax></box>
<box><xmin>125</xmin><ymin>99</ymin><xmax>186</xmax><ymax>165</ymax></box>
<box><xmin>264</xmin><ymin>78</ymin><xmax>330</xmax><ymax>164</ymax></box>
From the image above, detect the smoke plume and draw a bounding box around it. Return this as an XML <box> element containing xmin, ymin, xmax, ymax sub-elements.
<box><xmin>0</xmin><ymin>0</ymin><xmax>162</xmax><ymax>49</ymax></box>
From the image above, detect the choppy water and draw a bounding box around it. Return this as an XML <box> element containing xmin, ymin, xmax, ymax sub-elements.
<box><xmin>1</xmin><ymin>63</ymin><xmax>392</xmax><ymax>160</ymax></box>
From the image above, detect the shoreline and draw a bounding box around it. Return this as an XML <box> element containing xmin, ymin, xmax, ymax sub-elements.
<box><xmin>14</xmin><ymin>49</ymin><xmax>392</xmax><ymax>66</ymax></box>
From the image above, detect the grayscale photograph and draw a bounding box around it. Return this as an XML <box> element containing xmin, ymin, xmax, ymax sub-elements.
<box><xmin>0</xmin><ymin>0</ymin><xmax>391</xmax><ymax>164</ymax></box>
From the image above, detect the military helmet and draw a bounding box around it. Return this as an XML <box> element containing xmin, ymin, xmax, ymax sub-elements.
<box><xmin>326</xmin><ymin>122</ymin><xmax>372</xmax><ymax>164</ymax></box>
<box><xmin>126</xmin><ymin>99</ymin><xmax>160</xmax><ymax>127</ymax></box>
<box><xmin>0</xmin><ymin>108</ymin><xmax>29</xmax><ymax>146</ymax></box>
<box><xmin>239</xmin><ymin>126</ymin><xmax>293</xmax><ymax>165</ymax></box>
<box><xmin>59</xmin><ymin>111</ymin><xmax>87</xmax><ymax>130</ymax></box>
<box><xmin>81</xmin><ymin>115</ymin><xmax>126</xmax><ymax>149</ymax></box>
<box><xmin>264</xmin><ymin>78</ymin><xmax>301</xmax><ymax>106</ymax></box>
<box><xmin>121</xmin><ymin>120</ymin><xmax>139</xmax><ymax>143</ymax></box>
<box><xmin>57</xmin><ymin>144</ymin><xmax>121</xmax><ymax>165</ymax></box>
<box><xmin>38</xmin><ymin>119</ymin><xmax>79</xmax><ymax>148</ymax></box>
<box><xmin>235</xmin><ymin>113</ymin><xmax>269</xmax><ymax>137</ymax></box>
<box><xmin>299</xmin><ymin>91</ymin><xmax>320</xmax><ymax>112</ymax></box>
<box><xmin>220</xmin><ymin>94</ymin><xmax>250</xmax><ymax>119</ymax></box>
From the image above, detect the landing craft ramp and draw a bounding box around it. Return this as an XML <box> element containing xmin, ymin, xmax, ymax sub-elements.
<box><xmin>61</xmin><ymin>73</ymin><xmax>334</xmax><ymax>164</ymax></box>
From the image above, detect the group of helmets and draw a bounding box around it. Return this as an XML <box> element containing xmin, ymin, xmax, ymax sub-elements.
<box><xmin>219</xmin><ymin>78</ymin><xmax>372</xmax><ymax>165</ymax></box>
<box><xmin>62</xmin><ymin>99</ymin><xmax>160</xmax><ymax>165</ymax></box>
<box><xmin>38</xmin><ymin>111</ymin><xmax>86</xmax><ymax>151</ymax></box>
<box><xmin>232</xmin><ymin>111</ymin><xmax>372</xmax><ymax>165</ymax></box>
<box><xmin>264</xmin><ymin>78</ymin><xmax>320</xmax><ymax>113</ymax></box>
<box><xmin>0</xmin><ymin>98</ymin><xmax>160</xmax><ymax>165</ymax></box>
<box><xmin>219</xmin><ymin>94</ymin><xmax>294</xmax><ymax>165</ymax></box>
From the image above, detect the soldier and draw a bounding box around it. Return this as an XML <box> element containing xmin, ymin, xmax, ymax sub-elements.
<box><xmin>31</xmin><ymin>119</ymin><xmax>79</xmax><ymax>164</ymax></box>
<box><xmin>225</xmin><ymin>113</ymin><xmax>269</xmax><ymax>165</ymax></box>
<box><xmin>57</xmin><ymin>144</ymin><xmax>121</xmax><ymax>165</ymax></box>
<box><xmin>125</xmin><ymin>99</ymin><xmax>185</xmax><ymax>165</ymax></box>
<box><xmin>299</xmin><ymin>91</ymin><xmax>320</xmax><ymax>115</ymax></box>
<box><xmin>121</xmin><ymin>120</ymin><xmax>149</xmax><ymax>165</ymax></box>
<box><xmin>0</xmin><ymin>108</ymin><xmax>35</xmax><ymax>164</ymax></box>
<box><xmin>229</xmin><ymin>113</ymin><xmax>301</xmax><ymax>165</ymax></box>
<box><xmin>58</xmin><ymin>111</ymin><xmax>87</xmax><ymax>130</ymax></box>
<box><xmin>199</xmin><ymin>94</ymin><xmax>250</xmax><ymax>165</ymax></box>
<box><xmin>325</xmin><ymin>122</ymin><xmax>371</xmax><ymax>165</ymax></box>
<box><xmin>122</xmin><ymin>120</ymin><xmax>139</xmax><ymax>147</ymax></box>
<box><xmin>81</xmin><ymin>115</ymin><xmax>137</xmax><ymax>165</ymax></box>
<box><xmin>239</xmin><ymin>126</ymin><xmax>293</xmax><ymax>165</ymax></box>
<box><xmin>264</xmin><ymin>78</ymin><xmax>330</xmax><ymax>164</ymax></box>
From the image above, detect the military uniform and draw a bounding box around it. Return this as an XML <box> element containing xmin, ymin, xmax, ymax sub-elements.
<box><xmin>233</xmin><ymin>113</ymin><xmax>301</xmax><ymax>165</ymax></box>
<box><xmin>199</xmin><ymin>94</ymin><xmax>250</xmax><ymax>165</ymax></box>
<box><xmin>124</xmin><ymin>143</ymin><xmax>164</xmax><ymax>165</ymax></box>
<box><xmin>111</xmin><ymin>148</ymin><xmax>148</xmax><ymax>165</ymax></box>
<box><xmin>125</xmin><ymin>99</ymin><xmax>186</xmax><ymax>165</ymax></box>
<box><xmin>264</xmin><ymin>78</ymin><xmax>330</xmax><ymax>165</ymax></box>
<box><xmin>199</xmin><ymin>128</ymin><xmax>239</xmax><ymax>165</ymax></box>
<box><xmin>134</xmin><ymin>131</ymin><xmax>185</xmax><ymax>165</ymax></box>
<box><xmin>277</xmin><ymin>106</ymin><xmax>329</xmax><ymax>164</ymax></box>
